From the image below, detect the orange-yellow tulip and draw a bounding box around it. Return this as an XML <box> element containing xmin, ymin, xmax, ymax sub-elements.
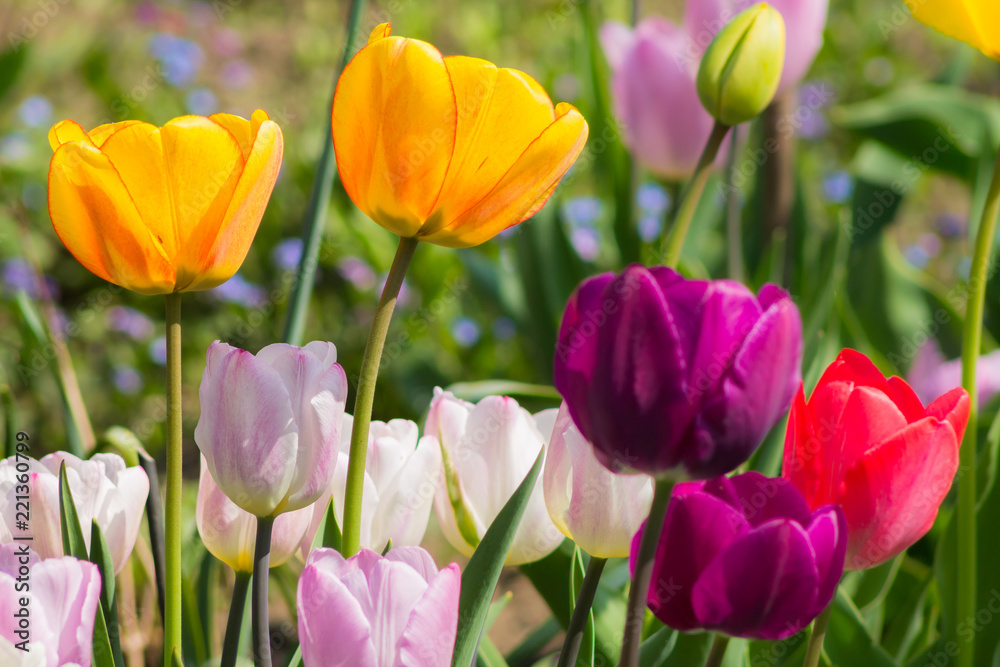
<box><xmin>912</xmin><ymin>0</ymin><xmax>1000</xmax><ymax>60</ymax></box>
<box><xmin>47</xmin><ymin>110</ymin><xmax>283</xmax><ymax>295</ymax></box>
<box><xmin>332</xmin><ymin>24</ymin><xmax>589</xmax><ymax>248</ymax></box>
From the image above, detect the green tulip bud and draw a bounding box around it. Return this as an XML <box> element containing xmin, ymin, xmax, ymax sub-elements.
<box><xmin>696</xmin><ymin>3</ymin><xmax>786</xmax><ymax>126</ymax></box>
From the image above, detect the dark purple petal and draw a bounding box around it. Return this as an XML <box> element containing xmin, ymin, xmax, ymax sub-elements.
<box><xmin>691</xmin><ymin>518</ymin><xmax>820</xmax><ymax>640</ymax></box>
<box><xmin>806</xmin><ymin>506</ymin><xmax>847</xmax><ymax>614</ymax></box>
<box><xmin>726</xmin><ymin>473</ymin><xmax>813</xmax><ymax>527</ymax></box>
<box><xmin>636</xmin><ymin>491</ymin><xmax>749</xmax><ymax>631</ymax></box>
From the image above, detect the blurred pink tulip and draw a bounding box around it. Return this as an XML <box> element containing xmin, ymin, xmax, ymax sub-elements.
<box><xmin>0</xmin><ymin>452</ymin><xmax>148</xmax><ymax>574</ymax></box>
<box><xmin>602</xmin><ymin>0</ymin><xmax>827</xmax><ymax>178</ymax></box>
<box><xmin>908</xmin><ymin>341</ymin><xmax>1000</xmax><ymax>410</ymax></box>
<box><xmin>543</xmin><ymin>403</ymin><xmax>653</xmax><ymax>558</ymax></box>
<box><xmin>194</xmin><ymin>340</ymin><xmax>348</xmax><ymax>517</ymax></box>
<box><xmin>0</xmin><ymin>545</ymin><xmax>101</xmax><ymax>666</ymax></box>
<box><xmin>196</xmin><ymin>456</ymin><xmax>313</xmax><ymax>573</ymax></box>
<box><xmin>297</xmin><ymin>546</ymin><xmax>460</xmax><ymax>667</ymax></box>
<box><xmin>426</xmin><ymin>389</ymin><xmax>564</xmax><ymax>566</ymax></box>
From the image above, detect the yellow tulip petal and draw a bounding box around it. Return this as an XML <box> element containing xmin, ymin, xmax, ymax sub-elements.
<box><xmin>913</xmin><ymin>0</ymin><xmax>1000</xmax><ymax>59</ymax></box>
<box><xmin>48</xmin><ymin>143</ymin><xmax>175</xmax><ymax>294</ymax></box>
<box><xmin>48</xmin><ymin>120</ymin><xmax>89</xmax><ymax>151</ymax></box>
<box><xmin>209</xmin><ymin>113</ymin><xmax>254</xmax><ymax>159</ymax></box>
<box><xmin>423</xmin><ymin>103</ymin><xmax>588</xmax><ymax>248</ymax></box>
<box><xmin>369</xmin><ymin>23</ymin><xmax>392</xmax><ymax>43</ymax></box>
<box><xmin>87</xmin><ymin>120</ymin><xmax>145</xmax><ymax>147</ymax></box>
<box><xmin>158</xmin><ymin>115</ymin><xmax>245</xmax><ymax>290</ymax></box>
<box><xmin>424</xmin><ymin>57</ymin><xmax>558</xmax><ymax>236</ymax></box>
<box><xmin>99</xmin><ymin>123</ymin><xmax>178</xmax><ymax>260</ymax></box>
<box><xmin>182</xmin><ymin>119</ymin><xmax>284</xmax><ymax>291</ymax></box>
<box><xmin>332</xmin><ymin>34</ymin><xmax>457</xmax><ymax>236</ymax></box>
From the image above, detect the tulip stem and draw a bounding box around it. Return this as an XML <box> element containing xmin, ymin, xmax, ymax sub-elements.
<box><xmin>558</xmin><ymin>556</ymin><xmax>608</xmax><ymax>667</ymax></box>
<box><xmin>221</xmin><ymin>571</ymin><xmax>251</xmax><ymax>667</ymax></box>
<box><xmin>802</xmin><ymin>604</ymin><xmax>831</xmax><ymax>667</ymax></box>
<box><xmin>662</xmin><ymin>121</ymin><xmax>731</xmax><ymax>269</ymax></box>
<box><xmin>956</xmin><ymin>143</ymin><xmax>1000</xmax><ymax>667</ymax></box>
<box><xmin>620</xmin><ymin>477</ymin><xmax>675</xmax><ymax>667</ymax></box>
<box><xmin>163</xmin><ymin>292</ymin><xmax>182</xmax><ymax>667</ymax></box>
<box><xmin>704</xmin><ymin>635</ymin><xmax>730</xmax><ymax>667</ymax></box>
<box><xmin>341</xmin><ymin>235</ymin><xmax>420</xmax><ymax>557</ymax></box>
<box><xmin>252</xmin><ymin>517</ymin><xmax>275</xmax><ymax>667</ymax></box>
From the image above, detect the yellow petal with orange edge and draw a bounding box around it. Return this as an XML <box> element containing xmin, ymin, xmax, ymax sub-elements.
<box><xmin>48</xmin><ymin>142</ymin><xmax>175</xmax><ymax>294</ymax></box>
<box><xmin>209</xmin><ymin>113</ymin><xmax>254</xmax><ymax>159</ymax></box>
<box><xmin>423</xmin><ymin>57</ymin><xmax>558</xmax><ymax>236</ymax></box>
<box><xmin>422</xmin><ymin>103</ymin><xmax>588</xmax><ymax>248</ymax></box>
<box><xmin>158</xmin><ymin>115</ymin><xmax>246</xmax><ymax>290</ymax></box>
<box><xmin>368</xmin><ymin>23</ymin><xmax>391</xmax><ymax>43</ymax></box>
<box><xmin>99</xmin><ymin>122</ymin><xmax>178</xmax><ymax>259</ymax></box>
<box><xmin>48</xmin><ymin>119</ymin><xmax>145</xmax><ymax>151</ymax></box>
<box><xmin>913</xmin><ymin>0</ymin><xmax>1000</xmax><ymax>60</ymax></box>
<box><xmin>183</xmin><ymin>115</ymin><xmax>284</xmax><ymax>292</ymax></box>
<box><xmin>332</xmin><ymin>33</ymin><xmax>457</xmax><ymax>237</ymax></box>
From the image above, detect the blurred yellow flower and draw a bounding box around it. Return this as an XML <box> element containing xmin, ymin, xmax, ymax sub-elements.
<box><xmin>912</xmin><ymin>0</ymin><xmax>1000</xmax><ymax>60</ymax></box>
<box><xmin>47</xmin><ymin>111</ymin><xmax>283</xmax><ymax>295</ymax></box>
<box><xmin>332</xmin><ymin>24</ymin><xmax>589</xmax><ymax>248</ymax></box>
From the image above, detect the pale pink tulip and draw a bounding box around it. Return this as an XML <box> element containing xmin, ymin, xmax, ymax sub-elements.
<box><xmin>297</xmin><ymin>546</ymin><xmax>460</xmax><ymax>667</ymax></box>
<box><xmin>0</xmin><ymin>544</ymin><xmax>101</xmax><ymax>666</ymax></box>
<box><xmin>196</xmin><ymin>456</ymin><xmax>313</xmax><ymax>573</ymax></box>
<box><xmin>0</xmin><ymin>452</ymin><xmax>148</xmax><ymax>574</ymax></box>
<box><xmin>426</xmin><ymin>389</ymin><xmax>564</xmax><ymax>566</ymax></box>
<box><xmin>194</xmin><ymin>341</ymin><xmax>348</xmax><ymax>517</ymax></box>
<box><xmin>543</xmin><ymin>403</ymin><xmax>654</xmax><ymax>558</ymax></box>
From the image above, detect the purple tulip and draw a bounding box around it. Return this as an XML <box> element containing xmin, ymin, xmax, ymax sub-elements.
<box><xmin>633</xmin><ymin>472</ymin><xmax>846</xmax><ymax>640</ymax></box>
<box><xmin>297</xmin><ymin>546</ymin><xmax>461</xmax><ymax>667</ymax></box>
<box><xmin>907</xmin><ymin>340</ymin><xmax>1000</xmax><ymax>411</ymax></box>
<box><xmin>554</xmin><ymin>265</ymin><xmax>802</xmax><ymax>478</ymax></box>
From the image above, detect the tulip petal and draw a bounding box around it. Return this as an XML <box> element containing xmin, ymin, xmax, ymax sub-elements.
<box><xmin>48</xmin><ymin>141</ymin><xmax>176</xmax><ymax>294</ymax></box>
<box><xmin>692</xmin><ymin>519</ymin><xmax>819</xmax><ymax>640</ymax></box>
<box><xmin>32</xmin><ymin>556</ymin><xmax>102</xmax><ymax>666</ymax></box>
<box><xmin>913</xmin><ymin>0</ymin><xmax>1000</xmax><ymax>60</ymax></box>
<box><xmin>840</xmin><ymin>418</ymin><xmax>959</xmax><ymax>570</ymax></box>
<box><xmin>195</xmin><ymin>344</ymin><xmax>299</xmax><ymax>517</ymax></box>
<box><xmin>722</xmin><ymin>472</ymin><xmax>813</xmax><ymax>527</ymax></box>
<box><xmin>806</xmin><ymin>505</ymin><xmax>847</xmax><ymax>613</ymax></box>
<box><xmin>186</xmin><ymin>114</ymin><xmax>283</xmax><ymax>291</ymax></box>
<box><xmin>600</xmin><ymin>21</ymin><xmax>636</xmax><ymax>70</ymax></box>
<box><xmin>367</xmin><ymin>558</ymin><xmax>428</xmax><ymax>664</ymax></box>
<box><xmin>640</xmin><ymin>491</ymin><xmax>749</xmax><ymax>631</ymax></box>
<box><xmin>781</xmin><ymin>387</ymin><xmax>824</xmax><ymax>504</ymax></box>
<box><xmin>423</xmin><ymin>58</ymin><xmax>557</xmax><ymax>236</ymax></box>
<box><xmin>332</xmin><ymin>35</ymin><xmax>457</xmax><ymax>235</ymax></box>
<box><xmin>399</xmin><ymin>563</ymin><xmax>461</xmax><ymax>667</ymax></box>
<box><xmin>423</xmin><ymin>102</ymin><xmax>588</xmax><ymax>247</ymax></box>
<box><xmin>157</xmin><ymin>115</ymin><xmax>246</xmax><ymax>290</ymax></box>
<box><xmin>298</xmin><ymin>556</ymin><xmax>378</xmax><ymax>667</ymax></box>
<box><xmin>926</xmin><ymin>386</ymin><xmax>971</xmax><ymax>439</ymax></box>
<box><xmin>885</xmin><ymin>375</ymin><xmax>926</xmax><ymax>422</ymax></box>
<box><xmin>385</xmin><ymin>546</ymin><xmax>440</xmax><ymax>583</ymax></box>
<box><xmin>209</xmin><ymin>113</ymin><xmax>254</xmax><ymax>158</ymax></box>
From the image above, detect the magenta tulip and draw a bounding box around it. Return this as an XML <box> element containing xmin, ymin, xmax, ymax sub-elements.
<box><xmin>297</xmin><ymin>546</ymin><xmax>461</xmax><ymax>667</ymax></box>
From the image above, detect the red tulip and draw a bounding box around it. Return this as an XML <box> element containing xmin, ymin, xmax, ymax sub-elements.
<box><xmin>782</xmin><ymin>349</ymin><xmax>969</xmax><ymax>570</ymax></box>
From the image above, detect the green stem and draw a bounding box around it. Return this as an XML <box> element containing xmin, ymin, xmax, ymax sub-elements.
<box><xmin>557</xmin><ymin>557</ymin><xmax>608</xmax><ymax>667</ymax></box>
<box><xmin>704</xmin><ymin>635</ymin><xmax>731</xmax><ymax>667</ymax></box>
<box><xmin>282</xmin><ymin>0</ymin><xmax>368</xmax><ymax>346</ymax></box>
<box><xmin>956</xmin><ymin>143</ymin><xmax>1000</xmax><ymax>667</ymax></box>
<box><xmin>661</xmin><ymin>121</ymin><xmax>731</xmax><ymax>268</ymax></box>
<box><xmin>252</xmin><ymin>517</ymin><xmax>275</xmax><ymax>667</ymax></box>
<box><xmin>221</xmin><ymin>571</ymin><xmax>252</xmax><ymax>667</ymax></box>
<box><xmin>163</xmin><ymin>293</ymin><xmax>182</xmax><ymax>667</ymax></box>
<box><xmin>620</xmin><ymin>477</ymin><xmax>675</xmax><ymax>667</ymax></box>
<box><xmin>725</xmin><ymin>125</ymin><xmax>744</xmax><ymax>281</ymax></box>
<box><xmin>802</xmin><ymin>605</ymin><xmax>832</xmax><ymax>667</ymax></box>
<box><xmin>341</xmin><ymin>236</ymin><xmax>419</xmax><ymax>557</ymax></box>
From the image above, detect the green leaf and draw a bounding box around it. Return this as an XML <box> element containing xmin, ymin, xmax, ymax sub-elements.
<box><xmin>485</xmin><ymin>591</ymin><xmax>513</xmax><ymax>634</ymax></box>
<box><xmin>89</xmin><ymin>521</ymin><xmax>124</xmax><ymax>667</ymax></box>
<box><xmin>505</xmin><ymin>618</ymin><xmax>561</xmax><ymax>666</ymax></box>
<box><xmin>476</xmin><ymin>637</ymin><xmax>509</xmax><ymax>667</ymax></box>
<box><xmin>444</xmin><ymin>381</ymin><xmax>562</xmax><ymax>403</ymax></box>
<box><xmin>59</xmin><ymin>462</ymin><xmax>88</xmax><ymax>559</ymax></box>
<box><xmin>823</xmin><ymin>589</ymin><xmax>898</xmax><ymax>666</ymax></box>
<box><xmin>96</xmin><ymin>427</ymin><xmax>143</xmax><ymax>468</ymax></box>
<box><xmin>91</xmin><ymin>603</ymin><xmax>117</xmax><ymax>667</ymax></box>
<box><xmin>639</xmin><ymin>625</ymin><xmax>678</xmax><ymax>667</ymax></box>
<box><xmin>978</xmin><ymin>407</ymin><xmax>1000</xmax><ymax>507</ymax></box>
<box><xmin>286</xmin><ymin>645</ymin><xmax>303</xmax><ymax>667</ymax></box>
<box><xmin>881</xmin><ymin>566</ymin><xmax>932</xmax><ymax>661</ymax></box>
<box><xmin>452</xmin><ymin>448</ymin><xmax>546</xmax><ymax>667</ymax></box>
<box><xmin>171</xmin><ymin>646</ymin><xmax>184</xmax><ymax>667</ymax></box>
<box><xmin>662</xmin><ymin>632</ymin><xmax>713</xmax><ymax>667</ymax></box>
<box><xmin>137</xmin><ymin>450</ymin><xmax>166</xmax><ymax>620</ymax></box>
<box><xmin>197</xmin><ymin>549</ymin><xmax>217</xmax><ymax>660</ymax></box>
<box><xmin>0</xmin><ymin>46</ymin><xmax>28</xmax><ymax>102</ymax></box>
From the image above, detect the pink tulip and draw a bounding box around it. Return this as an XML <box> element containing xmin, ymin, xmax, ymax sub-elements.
<box><xmin>0</xmin><ymin>452</ymin><xmax>149</xmax><ymax>574</ymax></box>
<box><xmin>602</xmin><ymin>0</ymin><xmax>827</xmax><ymax>178</ymax></box>
<box><xmin>196</xmin><ymin>456</ymin><xmax>313</xmax><ymax>573</ymax></box>
<box><xmin>0</xmin><ymin>544</ymin><xmax>101</xmax><ymax>666</ymax></box>
<box><xmin>194</xmin><ymin>340</ymin><xmax>348</xmax><ymax>517</ymax></box>
<box><xmin>543</xmin><ymin>403</ymin><xmax>653</xmax><ymax>558</ymax></box>
<box><xmin>908</xmin><ymin>340</ymin><xmax>1000</xmax><ymax>410</ymax></box>
<box><xmin>297</xmin><ymin>546</ymin><xmax>461</xmax><ymax>667</ymax></box>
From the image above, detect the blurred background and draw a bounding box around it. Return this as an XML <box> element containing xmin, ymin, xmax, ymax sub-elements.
<box><xmin>3</xmin><ymin>0</ymin><xmax>1000</xmax><ymax>663</ymax></box>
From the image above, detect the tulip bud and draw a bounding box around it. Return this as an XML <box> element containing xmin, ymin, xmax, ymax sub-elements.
<box><xmin>0</xmin><ymin>451</ymin><xmax>149</xmax><ymax>574</ymax></box>
<box><xmin>696</xmin><ymin>3</ymin><xmax>786</xmax><ymax>126</ymax></box>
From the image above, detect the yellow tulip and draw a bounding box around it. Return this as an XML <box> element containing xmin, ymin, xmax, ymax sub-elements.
<box><xmin>332</xmin><ymin>24</ymin><xmax>589</xmax><ymax>248</ymax></box>
<box><xmin>912</xmin><ymin>0</ymin><xmax>1000</xmax><ymax>60</ymax></box>
<box><xmin>47</xmin><ymin>110</ymin><xmax>283</xmax><ymax>295</ymax></box>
